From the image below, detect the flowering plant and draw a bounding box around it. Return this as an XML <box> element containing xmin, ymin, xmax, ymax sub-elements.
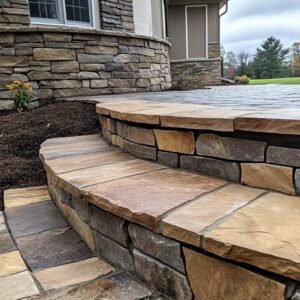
<box><xmin>7</xmin><ymin>80</ymin><xmax>33</xmax><ymax>112</ymax></box>
<box><xmin>234</xmin><ymin>75</ymin><xmax>250</xmax><ymax>85</ymax></box>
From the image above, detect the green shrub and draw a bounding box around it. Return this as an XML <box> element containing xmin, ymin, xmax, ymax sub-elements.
<box><xmin>234</xmin><ymin>75</ymin><xmax>250</xmax><ymax>84</ymax></box>
<box><xmin>7</xmin><ymin>80</ymin><xmax>33</xmax><ymax>112</ymax></box>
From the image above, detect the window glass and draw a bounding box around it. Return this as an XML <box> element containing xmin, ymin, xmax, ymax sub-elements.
<box><xmin>29</xmin><ymin>0</ymin><xmax>58</xmax><ymax>19</ymax></box>
<box><xmin>65</xmin><ymin>0</ymin><xmax>90</xmax><ymax>23</ymax></box>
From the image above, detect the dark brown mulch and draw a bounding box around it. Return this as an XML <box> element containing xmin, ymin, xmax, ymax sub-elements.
<box><xmin>0</xmin><ymin>101</ymin><xmax>100</xmax><ymax>210</ymax></box>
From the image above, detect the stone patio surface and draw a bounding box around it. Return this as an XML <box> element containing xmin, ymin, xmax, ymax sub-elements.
<box><xmin>40</xmin><ymin>135</ymin><xmax>300</xmax><ymax>283</ymax></box>
<box><xmin>0</xmin><ymin>186</ymin><xmax>158</xmax><ymax>300</ymax></box>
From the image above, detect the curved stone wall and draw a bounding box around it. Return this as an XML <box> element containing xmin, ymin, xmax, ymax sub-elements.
<box><xmin>0</xmin><ymin>27</ymin><xmax>171</xmax><ymax>109</ymax></box>
<box><xmin>97</xmin><ymin>101</ymin><xmax>300</xmax><ymax>196</ymax></box>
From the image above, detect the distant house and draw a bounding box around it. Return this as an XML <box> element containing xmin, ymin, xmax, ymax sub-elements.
<box><xmin>0</xmin><ymin>0</ymin><xmax>228</xmax><ymax>109</ymax></box>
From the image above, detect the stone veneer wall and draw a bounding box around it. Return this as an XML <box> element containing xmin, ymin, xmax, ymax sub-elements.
<box><xmin>46</xmin><ymin>171</ymin><xmax>299</xmax><ymax>300</ymax></box>
<box><xmin>0</xmin><ymin>0</ymin><xmax>30</xmax><ymax>26</ymax></box>
<box><xmin>171</xmin><ymin>42</ymin><xmax>221</xmax><ymax>89</ymax></box>
<box><xmin>0</xmin><ymin>28</ymin><xmax>171</xmax><ymax>109</ymax></box>
<box><xmin>99</xmin><ymin>0</ymin><xmax>135</xmax><ymax>32</ymax></box>
<box><xmin>99</xmin><ymin>115</ymin><xmax>300</xmax><ymax>196</ymax></box>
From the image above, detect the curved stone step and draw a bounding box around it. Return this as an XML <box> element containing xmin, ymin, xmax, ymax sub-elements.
<box><xmin>40</xmin><ymin>134</ymin><xmax>300</xmax><ymax>299</ymax></box>
<box><xmin>96</xmin><ymin>101</ymin><xmax>300</xmax><ymax>196</ymax></box>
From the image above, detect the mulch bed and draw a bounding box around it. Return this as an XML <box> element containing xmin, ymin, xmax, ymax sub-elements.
<box><xmin>0</xmin><ymin>101</ymin><xmax>100</xmax><ymax>210</ymax></box>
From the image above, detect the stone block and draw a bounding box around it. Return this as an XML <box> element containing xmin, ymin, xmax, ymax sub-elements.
<box><xmin>129</xmin><ymin>224</ymin><xmax>185</xmax><ymax>273</ymax></box>
<box><xmin>267</xmin><ymin>146</ymin><xmax>300</xmax><ymax>167</ymax></box>
<box><xmin>78</xmin><ymin>71</ymin><xmax>100</xmax><ymax>79</ymax></box>
<box><xmin>43</xmin><ymin>33</ymin><xmax>72</xmax><ymax>42</ymax></box>
<box><xmin>112</xmin><ymin>134</ymin><xmax>124</xmax><ymax>149</ymax></box>
<box><xmin>102</xmin><ymin>116</ymin><xmax>115</xmax><ymax>132</ymax></box>
<box><xmin>133</xmin><ymin>249</ymin><xmax>192</xmax><ymax>299</ymax></box>
<box><xmin>90</xmin><ymin>205</ymin><xmax>129</xmax><ymax>247</ymax></box>
<box><xmin>241</xmin><ymin>163</ymin><xmax>295</xmax><ymax>194</ymax></box>
<box><xmin>0</xmin><ymin>33</ymin><xmax>14</xmax><ymax>44</ymax></box>
<box><xmin>85</xmin><ymin>45</ymin><xmax>118</xmax><ymax>55</ymax></box>
<box><xmin>154</xmin><ymin>130</ymin><xmax>195</xmax><ymax>154</ymax></box>
<box><xmin>93</xmin><ymin>230</ymin><xmax>134</xmax><ymax>272</ymax></box>
<box><xmin>181</xmin><ymin>155</ymin><xmax>240</xmax><ymax>182</ymax></box>
<box><xmin>72</xmin><ymin>196</ymin><xmax>90</xmax><ymax>223</ymax></box>
<box><xmin>127</xmin><ymin>126</ymin><xmax>155</xmax><ymax>146</ymax></box>
<box><xmin>108</xmin><ymin>78</ymin><xmax>136</xmax><ymax>88</ymax></box>
<box><xmin>15</xmin><ymin>33</ymin><xmax>42</xmax><ymax>43</ymax></box>
<box><xmin>196</xmin><ymin>134</ymin><xmax>267</xmax><ymax>162</ymax></box>
<box><xmin>40</xmin><ymin>80</ymin><xmax>82</xmax><ymax>89</ymax></box>
<box><xmin>91</xmin><ymin>79</ymin><xmax>108</xmax><ymax>88</ymax></box>
<box><xmin>158</xmin><ymin>151</ymin><xmax>179</xmax><ymax>168</ymax></box>
<box><xmin>116</xmin><ymin>121</ymin><xmax>127</xmax><ymax>138</ymax></box>
<box><xmin>78</xmin><ymin>54</ymin><xmax>114</xmax><ymax>63</ymax></box>
<box><xmin>114</xmin><ymin>54</ymin><xmax>139</xmax><ymax>63</ymax></box>
<box><xmin>0</xmin><ymin>56</ymin><xmax>28</xmax><ymax>67</ymax></box>
<box><xmin>51</xmin><ymin>61</ymin><xmax>79</xmax><ymax>73</ymax></box>
<box><xmin>80</xmin><ymin>63</ymin><xmax>105</xmax><ymax>71</ymax></box>
<box><xmin>28</xmin><ymin>71</ymin><xmax>51</xmax><ymax>81</ymax></box>
<box><xmin>33</xmin><ymin>48</ymin><xmax>76</xmax><ymax>61</ymax></box>
<box><xmin>0</xmin><ymin>250</ymin><xmax>27</xmax><ymax>277</ymax></box>
<box><xmin>124</xmin><ymin>140</ymin><xmax>157</xmax><ymax>160</ymax></box>
<box><xmin>184</xmin><ymin>248</ymin><xmax>286</xmax><ymax>300</ymax></box>
<box><xmin>62</xmin><ymin>204</ymin><xmax>95</xmax><ymax>251</ymax></box>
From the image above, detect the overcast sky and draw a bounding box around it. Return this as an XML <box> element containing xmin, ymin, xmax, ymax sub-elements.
<box><xmin>221</xmin><ymin>0</ymin><xmax>300</xmax><ymax>55</ymax></box>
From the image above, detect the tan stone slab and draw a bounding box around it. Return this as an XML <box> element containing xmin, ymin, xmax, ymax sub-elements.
<box><xmin>204</xmin><ymin>192</ymin><xmax>300</xmax><ymax>281</ymax></box>
<box><xmin>127</xmin><ymin>126</ymin><xmax>155</xmax><ymax>146</ymax></box>
<box><xmin>241</xmin><ymin>163</ymin><xmax>295</xmax><ymax>195</ymax></box>
<box><xmin>154</xmin><ymin>130</ymin><xmax>196</xmax><ymax>154</ymax></box>
<box><xmin>0</xmin><ymin>271</ymin><xmax>40</xmax><ymax>299</ymax></box>
<box><xmin>62</xmin><ymin>204</ymin><xmax>95</xmax><ymax>251</ymax></box>
<box><xmin>45</xmin><ymin>151</ymin><xmax>134</xmax><ymax>175</ymax></box>
<box><xmin>57</xmin><ymin>159</ymin><xmax>165</xmax><ymax>192</ymax></box>
<box><xmin>4</xmin><ymin>186</ymin><xmax>50</xmax><ymax>208</ymax></box>
<box><xmin>0</xmin><ymin>212</ymin><xmax>8</xmax><ymax>234</ymax></box>
<box><xmin>34</xmin><ymin>257</ymin><xmax>114</xmax><ymax>291</ymax></box>
<box><xmin>184</xmin><ymin>248</ymin><xmax>286</xmax><ymax>300</ymax></box>
<box><xmin>84</xmin><ymin>169</ymin><xmax>225</xmax><ymax>231</ymax></box>
<box><xmin>235</xmin><ymin>109</ymin><xmax>300</xmax><ymax>135</ymax></box>
<box><xmin>0</xmin><ymin>250</ymin><xmax>27</xmax><ymax>278</ymax></box>
<box><xmin>41</xmin><ymin>135</ymin><xmax>101</xmax><ymax>148</ymax></box>
<box><xmin>161</xmin><ymin>184</ymin><xmax>265</xmax><ymax>246</ymax></box>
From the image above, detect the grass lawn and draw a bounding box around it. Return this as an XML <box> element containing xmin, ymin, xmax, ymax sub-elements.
<box><xmin>250</xmin><ymin>77</ymin><xmax>300</xmax><ymax>85</ymax></box>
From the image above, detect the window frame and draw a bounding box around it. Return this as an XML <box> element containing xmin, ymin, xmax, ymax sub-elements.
<box><xmin>29</xmin><ymin>0</ymin><xmax>95</xmax><ymax>28</ymax></box>
<box><xmin>185</xmin><ymin>4</ymin><xmax>208</xmax><ymax>60</ymax></box>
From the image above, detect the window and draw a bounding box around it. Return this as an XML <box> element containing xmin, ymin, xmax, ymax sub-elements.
<box><xmin>29</xmin><ymin>0</ymin><xmax>94</xmax><ymax>27</ymax></box>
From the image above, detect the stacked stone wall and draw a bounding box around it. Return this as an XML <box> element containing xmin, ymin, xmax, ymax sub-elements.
<box><xmin>99</xmin><ymin>0</ymin><xmax>135</xmax><ymax>32</ymax></box>
<box><xmin>0</xmin><ymin>28</ymin><xmax>171</xmax><ymax>109</ymax></box>
<box><xmin>100</xmin><ymin>115</ymin><xmax>300</xmax><ymax>196</ymax></box>
<box><xmin>0</xmin><ymin>0</ymin><xmax>30</xmax><ymax>26</ymax></box>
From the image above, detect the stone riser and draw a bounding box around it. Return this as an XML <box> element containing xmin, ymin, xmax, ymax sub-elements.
<box><xmin>46</xmin><ymin>174</ymin><xmax>297</xmax><ymax>300</ymax></box>
<box><xmin>0</xmin><ymin>29</ymin><xmax>171</xmax><ymax>110</ymax></box>
<box><xmin>99</xmin><ymin>115</ymin><xmax>300</xmax><ymax>196</ymax></box>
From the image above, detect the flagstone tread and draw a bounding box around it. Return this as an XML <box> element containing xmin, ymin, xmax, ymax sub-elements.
<box><xmin>96</xmin><ymin>101</ymin><xmax>300</xmax><ymax>134</ymax></box>
<box><xmin>40</xmin><ymin>135</ymin><xmax>300</xmax><ymax>282</ymax></box>
<box><xmin>4</xmin><ymin>186</ymin><xmax>50</xmax><ymax>208</ymax></box>
<box><xmin>6</xmin><ymin>200</ymin><xmax>67</xmax><ymax>238</ymax></box>
<box><xmin>0</xmin><ymin>250</ymin><xmax>27</xmax><ymax>278</ymax></box>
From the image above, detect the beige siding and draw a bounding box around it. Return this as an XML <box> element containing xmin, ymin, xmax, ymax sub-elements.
<box><xmin>187</xmin><ymin>6</ymin><xmax>207</xmax><ymax>58</ymax></box>
<box><xmin>151</xmin><ymin>0</ymin><xmax>164</xmax><ymax>39</ymax></box>
<box><xmin>208</xmin><ymin>3</ymin><xmax>219</xmax><ymax>43</ymax></box>
<box><xmin>169</xmin><ymin>5</ymin><xmax>186</xmax><ymax>60</ymax></box>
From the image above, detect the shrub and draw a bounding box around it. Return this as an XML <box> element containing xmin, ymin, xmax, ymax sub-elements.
<box><xmin>7</xmin><ymin>80</ymin><xmax>33</xmax><ymax>112</ymax></box>
<box><xmin>234</xmin><ymin>75</ymin><xmax>250</xmax><ymax>84</ymax></box>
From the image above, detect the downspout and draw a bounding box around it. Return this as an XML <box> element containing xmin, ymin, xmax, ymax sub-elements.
<box><xmin>220</xmin><ymin>1</ymin><xmax>229</xmax><ymax>78</ymax></box>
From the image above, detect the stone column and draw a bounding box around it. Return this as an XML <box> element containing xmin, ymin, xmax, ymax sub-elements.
<box><xmin>98</xmin><ymin>0</ymin><xmax>135</xmax><ymax>33</ymax></box>
<box><xmin>0</xmin><ymin>0</ymin><xmax>30</xmax><ymax>26</ymax></box>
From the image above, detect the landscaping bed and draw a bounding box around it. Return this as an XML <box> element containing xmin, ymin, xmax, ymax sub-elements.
<box><xmin>0</xmin><ymin>101</ymin><xmax>100</xmax><ymax>210</ymax></box>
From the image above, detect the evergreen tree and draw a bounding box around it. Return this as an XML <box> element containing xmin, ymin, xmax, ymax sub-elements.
<box><xmin>253</xmin><ymin>37</ymin><xmax>289</xmax><ymax>79</ymax></box>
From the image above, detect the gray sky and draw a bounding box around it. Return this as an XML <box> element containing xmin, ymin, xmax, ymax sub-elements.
<box><xmin>221</xmin><ymin>0</ymin><xmax>300</xmax><ymax>55</ymax></box>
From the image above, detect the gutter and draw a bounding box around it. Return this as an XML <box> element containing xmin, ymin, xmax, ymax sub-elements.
<box><xmin>220</xmin><ymin>0</ymin><xmax>229</xmax><ymax>17</ymax></box>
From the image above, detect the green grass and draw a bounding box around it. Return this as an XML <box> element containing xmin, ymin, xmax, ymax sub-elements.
<box><xmin>250</xmin><ymin>77</ymin><xmax>300</xmax><ymax>85</ymax></box>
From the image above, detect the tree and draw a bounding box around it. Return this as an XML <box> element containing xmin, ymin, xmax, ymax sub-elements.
<box><xmin>236</xmin><ymin>51</ymin><xmax>251</xmax><ymax>76</ymax></box>
<box><xmin>253</xmin><ymin>37</ymin><xmax>289</xmax><ymax>79</ymax></box>
<box><xmin>291</xmin><ymin>42</ymin><xmax>300</xmax><ymax>77</ymax></box>
<box><xmin>225</xmin><ymin>51</ymin><xmax>237</xmax><ymax>66</ymax></box>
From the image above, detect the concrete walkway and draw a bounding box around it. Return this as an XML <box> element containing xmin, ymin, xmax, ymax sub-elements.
<box><xmin>0</xmin><ymin>186</ymin><xmax>157</xmax><ymax>300</ymax></box>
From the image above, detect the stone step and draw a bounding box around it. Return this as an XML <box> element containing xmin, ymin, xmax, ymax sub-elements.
<box><xmin>96</xmin><ymin>100</ymin><xmax>300</xmax><ymax>196</ymax></box>
<box><xmin>40</xmin><ymin>134</ymin><xmax>300</xmax><ymax>299</ymax></box>
<box><xmin>1</xmin><ymin>186</ymin><xmax>156</xmax><ymax>300</ymax></box>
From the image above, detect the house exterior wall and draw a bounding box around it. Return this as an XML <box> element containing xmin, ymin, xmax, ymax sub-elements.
<box><xmin>168</xmin><ymin>2</ymin><xmax>221</xmax><ymax>89</ymax></box>
<box><xmin>0</xmin><ymin>0</ymin><xmax>171</xmax><ymax>110</ymax></box>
